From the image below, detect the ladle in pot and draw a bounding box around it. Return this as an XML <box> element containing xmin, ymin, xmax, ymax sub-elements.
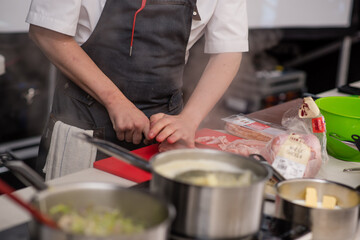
<box><xmin>80</xmin><ymin>133</ymin><xmax>285</xmax><ymax>184</ymax></box>
<box><xmin>250</xmin><ymin>154</ymin><xmax>286</xmax><ymax>182</ymax></box>
<box><xmin>174</xmin><ymin>170</ymin><xmax>252</xmax><ymax>186</ymax></box>
<box><xmin>81</xmin><ymin>134</ymin><xmax>247</xmax><ymax>184</ymax></box>
<box><xmin>0</xmin><ymin>178</ymin><xmax>57</xmax><ymax>229</ymax></box>
<box><xmin>79</xmin><ymin>133</ymin><xmax>152</xmax><ymax>172</ymax></box>
<box><xmin>0</xmin><ymin>153</ymin><xmax>48</xmax><ymax>191</ymax></box>
<box><xmin>0</xmin><ymin>153</ymin><xmax>56</xmax><ymax>228</ymax></box>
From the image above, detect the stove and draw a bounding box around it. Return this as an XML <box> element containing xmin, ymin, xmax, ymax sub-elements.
<box><xmin>0</xmin><ymin>222</ymin><xmax>29</xmax><ymax>240</ymax></box>
<box><xmin>0</xmin><ymin>181</ymin><xmax>311</xmax><ymax>240</ymax></box>
<box><xmin>169</xmin><ymin>214</ymin><xmax>310</xmax><ymax>240</ymax></box>
<box><xmin>130</xmin><ymin>181</ymin><xmax>311</xmax><ymax>240</ymax></box>
<box><xmin>170</xmin><ymin>233</ymin><xmax>255</xmax><ymax>240</ymax></box>
<box><xmin>0</xmin><ymin>214</ymin><xmax>310</xmax><ymax>240</ymax></box>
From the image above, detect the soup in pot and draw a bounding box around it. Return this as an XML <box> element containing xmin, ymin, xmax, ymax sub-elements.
<box><xmin>154</xmin><ymin>159</ymin><xmax>256</xmax><ymax>187</ymax></box>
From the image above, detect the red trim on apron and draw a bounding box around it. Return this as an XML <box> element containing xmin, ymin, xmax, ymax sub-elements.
<box><xmin>130</xmin><ymin>0</ymin><xmax>147</xmax><ymax>56</ymax></box>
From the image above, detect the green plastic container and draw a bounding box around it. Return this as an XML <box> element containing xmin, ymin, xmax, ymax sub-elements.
<box><xmin>315</xmin><ymin>96</ymin><xmax>360</xmax><ymax>161</ymax></box>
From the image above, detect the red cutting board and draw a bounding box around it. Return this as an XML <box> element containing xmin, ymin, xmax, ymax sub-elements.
<box><xmin>93</xmin><ymin>144</ymin><xmax>157</xmax><ymax>183</ymax></box>
<box><xmin>93</xmin><ymin>128</ymin><xmax>241</xmax><ymax>183</ymax></box>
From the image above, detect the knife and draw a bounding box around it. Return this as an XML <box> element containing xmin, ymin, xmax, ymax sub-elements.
<box><xmin>343</xmin><ymin>168</ymin><xmax>360</xmax><ymax>172</ymax></box>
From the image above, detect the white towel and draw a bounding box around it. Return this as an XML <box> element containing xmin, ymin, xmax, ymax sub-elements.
<box><xmin>44</xmin><ymin>121</ymin><xmax>97</xmax><ymax>181</ymax></box>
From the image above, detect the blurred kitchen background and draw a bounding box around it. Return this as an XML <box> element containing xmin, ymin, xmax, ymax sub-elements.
<box><xmin>0</xmin><ymin>0</ymin><xmax>359</xmax><ymax>188</ymax></box>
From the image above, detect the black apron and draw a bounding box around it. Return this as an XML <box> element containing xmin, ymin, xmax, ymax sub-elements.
<box><xmin>35</xmin><ymin>0</ymin><xmax>197</xmax><ymax>174</ymax></box>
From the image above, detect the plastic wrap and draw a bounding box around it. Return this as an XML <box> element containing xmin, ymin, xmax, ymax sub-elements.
<box><xmin>222</xmin><ymin>97</ymin><xmax>328</xmax><ymax>179</ymax></box>
<box><xmin>222</xmin><ymin>114</ymin><xmax>286</xmax><ymax>142</ymax></box>
<box><xmin>261</xmin><ymin>132</ymin><xmax>323</xmax><ymax>179</ymax></box>
<box><xmin>281</xmin><ymin>97</ymin><xmax>329</xmax><ymax>164</ymax></box>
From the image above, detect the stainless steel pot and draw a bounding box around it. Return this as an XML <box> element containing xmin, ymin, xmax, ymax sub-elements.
<box><xmin>0</xmin><ymin>154</ymin><xmax>175</xmax><ymax>240</ymax></box>
<box><xmin>29</xmin><ymin>182</ymin><xmax>175</xmax><ymax>240</ymax></box>
<box><xmin>150</xmin><ymin>149</ymin><xmax>271</xmax><ymax>239</ymax></box>
<box><xmin>83</xmin><ymin>135</ymin><xmax>272</xmax><ymax>239</ymax></box>
<box><xmin>275</xmin><ymin>179</ymin><xmax>360</xmax><ymax>240</ymax></box>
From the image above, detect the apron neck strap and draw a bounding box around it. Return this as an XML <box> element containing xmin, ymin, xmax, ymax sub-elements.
<box><xmin>130</xmin><ymin>0</ymin><xmax>147</xmax><ymax>56</ymax></box>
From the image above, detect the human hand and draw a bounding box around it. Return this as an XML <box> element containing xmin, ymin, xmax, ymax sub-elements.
<box><xmin>107</xmin><ymin>101</ymin><xmax>150</xmax><ymax>145</ymax></box>
<box><xmin>148</xmin><ymin>113</ymin><xmax>198</xmax><ymax>148</ymax></box>
<box><xmin>158</xmin><ymin>140</ymin><xmax>188</xmax><ymax>152</ymax></box>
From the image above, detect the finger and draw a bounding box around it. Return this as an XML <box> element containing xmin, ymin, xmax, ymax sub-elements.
<box><xmin>186</xmin><ymin>140</ymin><xmax>196</xmax><ymax>148</ymax></box>
<box><xmin>156</xmin><ymin>126</ymin><xmax>176</xmax><ymax>143</ymax></box>
<box><xmin>159</xmin><ymin>140</ymin><xmax>188</xmax><ymax>152</ymax></box>
<box><xmin>143</xmin><ymin>138</ymin><xmax>154</xmax><ymax>145</ymax></box>
<box><xmin>158</xmin><ymin>141</ymin><xmax>167</xmax><ymax>152</ymax></box>
<box><xmin>168</xmin><ymin>133</ymin><xmax>195</xmax><ymax>148</ymax></box>
<box><xmin>125</xmin><ymin>130</ymin><xmax>134</xmax><ymax>143</ymax></box>
<box><xmin>132</xmin><ymin>130</ymin><xmax>142</xmax><ymax>145</ymax></box>
<box><xmin>166</xmin><ymin>131</ymin><xmax>181</xmax><ymax>144</ymax></box>
<box><xmin>148</xmin><ymin>118</ymin><xmax>171</xmax><ymax>139</ymax></box>
<box><xmin>113</xmin><ymin>123</ymin><xmax>125</xmax><ymax>141</ymax></box>
<box><xmin>142</xmin><ymin>122</ymin><xmax>150</xmax><ymax>140</ymax></box>
<box><xmin>116</xmin><ymin>131</ymin><xmax>125</xmax><ymax>141</ymax></box>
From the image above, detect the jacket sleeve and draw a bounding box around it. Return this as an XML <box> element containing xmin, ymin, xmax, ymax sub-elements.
<box><xmin>204</xmin><ymin>0</ymin><xmax>249</xmax><ymax>54</ymax></box>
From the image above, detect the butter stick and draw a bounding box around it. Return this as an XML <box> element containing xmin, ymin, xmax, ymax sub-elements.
<box><xmin>305</xmin><ymin>187</ymin><xmax>318</xmax><ymax>208</ymax></box>
<box><xmin>322</xmin><ymin>195</ymin><xmax>337</xmax><ymax>209</ymax></box>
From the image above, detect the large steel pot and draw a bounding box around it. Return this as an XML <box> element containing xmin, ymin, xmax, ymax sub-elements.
<box><xmin>151</xmin><ymin>149</ymin><xmax>272</xmax><ymax>239</ymax></box>
<box><xmin>0</xmin><ymin>155</ymin><xmax>175</xmax><ymax>240</ymax></box>
<box><xmin>83</xmin><ymin>136</ymin><xmax>272</xmax><ymax>239</ymax></box>
<box><xmin>28</xmin><ymin>182</ymin><xmax>175</xmax><ymax>240</ymax></box>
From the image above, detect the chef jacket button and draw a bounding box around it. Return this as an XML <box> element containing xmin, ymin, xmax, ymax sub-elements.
<box><xmin>193</xmin><ymin>11</ymin><xmax>197</xmax><ymax>16</ymax></box>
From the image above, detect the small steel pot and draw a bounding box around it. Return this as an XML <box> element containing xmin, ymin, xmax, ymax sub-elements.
<box><xmin>82</xmin><ymin>136</ymin><xmax>272</xmax><ymax>239</ymax></box>
<box><xmin>275</xmin><ymin>179</ymin><xmax>360</xmax><ymax>240</ymax></box>
<box><xmin>29</xmin><ymin>182</ymin><xmax>175</xmax><ymax>240</ymax></box>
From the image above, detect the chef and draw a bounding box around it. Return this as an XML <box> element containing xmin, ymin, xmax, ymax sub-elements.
<box><xmin>26</xmin><ymin>0</ymin><xmax>249</xmax><ymax>179</ymax></box>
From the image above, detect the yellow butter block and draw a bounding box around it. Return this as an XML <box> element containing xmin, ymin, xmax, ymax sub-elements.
<box><xmin>305</xmin><ymin>187</ymin><xmax>318</xmax><ymax>208</ymax></box>
<box><xmin>322</xmin><ymin>195</ymin><xmax>337</xmax><ymax>209</ymax></box>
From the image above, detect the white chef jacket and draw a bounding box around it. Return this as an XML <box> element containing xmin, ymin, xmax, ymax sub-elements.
<box><xmin>26</xmin><ymin>0</ymin><xmax>248</xmax><ymax>55</ymax></box>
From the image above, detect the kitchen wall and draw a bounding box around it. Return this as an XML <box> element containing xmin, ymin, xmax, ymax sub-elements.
<box><xmin>0</xmin><ymin>33</ymin><xmax>50</xmax><ymax>143</ymax></box>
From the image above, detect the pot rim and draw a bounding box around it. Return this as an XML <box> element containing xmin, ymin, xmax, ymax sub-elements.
<box><xmin>275</xmin><ymin>178</ymin><xmax>360</xmax><ymax>211</ymax></box>
<box><xmin>149</xmin><ymin>148</ymin><xmax>272</xmax><ymax>190</ymax></box>
<box><xmin>30</xmin><ymin>181</ymin><xmax>176</xmax><ymax>237</ymax></box>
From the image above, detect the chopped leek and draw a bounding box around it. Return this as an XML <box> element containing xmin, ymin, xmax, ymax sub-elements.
<box><xmin>49</xmin><ymin>204</ymin><xmax>144</xmax><ymax>236</ymax></box>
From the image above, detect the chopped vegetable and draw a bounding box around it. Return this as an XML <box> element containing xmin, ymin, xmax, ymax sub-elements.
<box><xmin>49</xmin><ymin>204</ymin><xmax>144</xmax><ymax>236</ymax></box>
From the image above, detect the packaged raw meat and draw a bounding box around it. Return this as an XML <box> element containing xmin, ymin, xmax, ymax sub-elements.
<box><xmin>221</xmin><ymin>139</ymin><xmax>268</xmax><ymax>156</ymax></box>
<box><xmin>262</xmin><ymin>133</ymin><xmax>323</xmax><ymax>178</ymax></box>
<box><xmin>195</xmin><ymin>135</ymin><xmax>268</xmax><ymax>157</ymax></box>
<box><xmin>222</xmin><ymin>114</ymin><xmax>286</xmax><ymax>142</ymax></box>
<box><xmin>261</xmin><ymin>97</ymin><xmax>328</xmax><ymax>179</ymax></box>
<box><xmin>221</xmin><ymin>97</ymin><xmax>327</xmax><ymax>179</ymax></box>
<box><xmin>281</xmin><ymin>97</ymin><xmax>328</xmax><ymax>164</ymax></box>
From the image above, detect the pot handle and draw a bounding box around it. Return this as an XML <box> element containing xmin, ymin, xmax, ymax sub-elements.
<box><xmin>249</xmin><ymin>154</ymin><xmax>286</xmax><ymax>182</ymax></box>
<box><xmin>351</xmin><ymin>135</ymin><xmax>360</xmax><ymax>151</ymax></box>
<box><xmin>79</xmin><ymin>134</ymin><xmax>152</xmax><ymax>173</ymax></box>
<box><xmin>0</xmin><ymin>153</ymin><xmax>48</xmax><ymax>191</ymax></box>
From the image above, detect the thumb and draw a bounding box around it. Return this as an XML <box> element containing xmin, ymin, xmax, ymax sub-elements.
<box><xmin>142</xmin><ymin>122</ymin><xmax>150</xmax><ymax>141</ymax></box>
